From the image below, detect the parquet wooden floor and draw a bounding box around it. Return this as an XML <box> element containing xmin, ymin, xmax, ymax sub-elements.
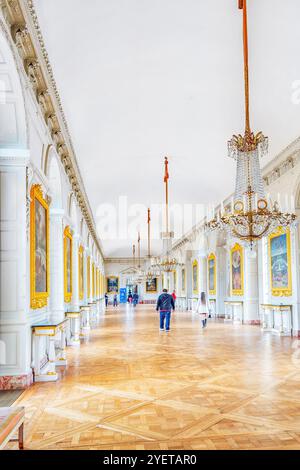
<box><xmin>7</xmin><ymin>305</ymin><xmax>300</xmax><ymax>450</ymax></box>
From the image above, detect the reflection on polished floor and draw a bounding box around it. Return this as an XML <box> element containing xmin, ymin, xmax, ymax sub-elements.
<box><xmin>9</xmin><ymin>305</ymin><xmax>300</xmax><ymax>450</ymax></box>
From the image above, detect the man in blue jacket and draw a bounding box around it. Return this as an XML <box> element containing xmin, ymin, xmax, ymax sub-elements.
<box><xmin>156</xmin><ymin>288</ymin><xmax>175</xmax><ymax>332</ymax></box>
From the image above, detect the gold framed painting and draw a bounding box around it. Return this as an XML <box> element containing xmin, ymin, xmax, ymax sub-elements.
<box><xmin>230</xmin><ymin>243</ymin><xmax>244</xmax><ymax>296</ymax></box>
<box><xmin>30</xmin><ymin>184</ymin><xmax>50</xmax><ymax>309</ymax></box>
<box><xmin>78</xmin><ymin>245</ymin><xmax>84</xmax><ymax>301</ymax></box>
<box><xmin>192</xmin><ymin>260</ymin><xmax>198</xmax><ymax>294</ymax></box>
<box><xmin>173</xmin><ymin>271</ymin><xmax>177</xmax><ymax>291</ymax></box>
<box><xmin>268</xmin><ymin>227</ymin><xmax>292</xmax><ymax>297</ymax></box>
<box><xmin>92</xmin><ymin>263</ymin><xmax>95</xmax><ymax>297</ymax></box>
<box><xmin>145</xmin><ymin>278</ymin><xmax>157</xmax><ymax>293</ymax></box>
<box><xmin>87</xmin><ymin>256</ymin><xmax>91</xmax><ymax>298</ymax></box>
<box><xmin>107</xmin><ymin>276</ymin><xmax>119</xmax><ymax>293</ymax></box>
<box><xmin>181</xmin><ymin>268</ymin><xmax>186</xmax><ymax>293</ymax></box>
<box><xmin>64</xmin><ymin>226</ymin><xmax>73</xmax><ymax>303</ymax></box>
<box><xmin>208</xmin><ymin>253</ymin><xmax>216</xmax><ymax>295</ymax></box>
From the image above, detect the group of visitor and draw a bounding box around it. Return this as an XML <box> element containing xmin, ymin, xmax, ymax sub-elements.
<box><xmin>156</xmin><ymin>288</ymin><xmax>209</xmax><ymax>331</ymax></box>
<box><xmin>127</xmin><ymin>291</ymin><xmax>139</xmax><ymax>307</ymax></box>
<box><xmin>105</xmin><ymin>287</ymin><xmax>209</xmax><ymax>332</ymax></box>
<box><xmin>104</xmin><ymin>291</ymin><xmax>139</xmax><ymax>308</ymax></box>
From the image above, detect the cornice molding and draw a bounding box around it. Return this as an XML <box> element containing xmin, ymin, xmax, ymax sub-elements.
<box><xmin>104</xmin><ymin>258</ymin><xmax>146</xmax><ymax>265</ymax></box>
<box><xmin>0</xmin><ymin>0</ymin><xmax>103</xmax><ymax>259</ymax></box>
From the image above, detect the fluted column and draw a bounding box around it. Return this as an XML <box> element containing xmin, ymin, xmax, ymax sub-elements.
<box><xmin>244</xmin><ymin>247</ymin><xmax>259</xmax><ymax>324</ymax></box>
<box><xmin>49</xmin><ymin>208</ymin><xmax>65</xmax><ymax>322</ymax></box>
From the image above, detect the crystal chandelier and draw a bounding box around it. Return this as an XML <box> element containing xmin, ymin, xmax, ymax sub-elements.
<box><xmin>206</xmin><ymin>0</ymin><xmax>296</xmax><ymax>247</ymax></box>
<box><xmin>152</xmin><ymin>157</ymin><xmax>183</xmax><ymax>272</ymax></box>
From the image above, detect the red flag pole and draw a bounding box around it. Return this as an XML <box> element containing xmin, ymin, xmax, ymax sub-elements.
<box><xmin>239</xmin><ymin>0</ymin><xmax>250</xmax><ymax>134</ymax></box>
<box><xmin>138</xmin><ymin>232</ymin><xmax>141</xmax><ymax>268</ymax></box>
<box><xmin>147</xmin><ymin>208</ymin><xmax>151</xmax><ymax>257</ymax></box>
<box><xmin>164</xmin><ymin>157</ymin><xmax>169</xmax><ymax>234</ymax></box>
<box><xmin>133</xmin><ymin>244</ymin><xmax>136</xmax><ymax>268</ymax></box>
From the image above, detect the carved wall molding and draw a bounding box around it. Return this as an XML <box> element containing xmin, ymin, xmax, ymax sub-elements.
<box><xmin>263</xmin><ymin>151</ymin><xmax>300</xmax><ymax>187</ymax></box>
<box><xmin>0</xmin><ymin>0</ymin><xmax>103</xmax><ymax>259</ymax></box>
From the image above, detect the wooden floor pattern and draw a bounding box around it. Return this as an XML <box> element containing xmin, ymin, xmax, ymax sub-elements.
<box><xmin>7</xmin><ymin>305</ymin><xmax>300</xmax><ymax>450</ymax></box>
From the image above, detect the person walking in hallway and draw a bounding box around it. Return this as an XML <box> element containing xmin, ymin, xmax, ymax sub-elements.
<box><xmin>171</xmin><ymin>289</ymin><xmax>176</xmax><ymax>305</ymax></box>
<box><xmin>196</xmin><ymin>291</ymin><xmax>209</xmax><ymax>328</ymax></box>
<box><xmin>133</xmin><ymin>292</ymin><xmax>139</xmax><ymax>307</ymax></box>
<box><xmin>113</xmin><ymin>293</ymin><xmax>118</xmax><ymax>307</ymax></box>
<box><xmin>156</xmin><ymin>288</ymin><xmax>175</xmax><ymax>332</ymax></box>
<box><xmin>105</xmin><ymin>293</ymin><xmax>108</xmax><ymax>307</ymax></box>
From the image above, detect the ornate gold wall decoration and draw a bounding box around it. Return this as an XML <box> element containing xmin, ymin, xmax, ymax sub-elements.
<box><xmin>173</xmin><ymin>271</ymin><xmax>177</xmax><ymax>291</ymax></box>
<box><xmin>30</xmin><ymin>184</ymin><xmax>50</xmax><ymax>309</ymax></box>
<box><xmin>268</xmin><ymin>227</ymin><xmax>292</xmax><ymax>297</ymax></box>
<box><xmin>92</xmin><ymin>263</ymin><xmax>95</xmax><ymax>298</ymax></box>
<box><xmin>230</xmin><ymin>243</ymin><xmax>244</xmax><ymax>296</ymax></box>
<box><xmin>87</xmin><ymin>256</ymin><xmax>91</xmax><ymax>298</ymax></box>
<box><xmin>78</xmin><ymin>245</ymin><xmax>84</xmax><ymax>301</ymax></box>
<box><xmin>208</xmin><ymin>253</ymin><xmax>216</xmax><ymax>296</ymax></box>
<box><xmin>63</xmin><ymin>226</ymin><xmax>72</xmax><ymax>303</ymax></box>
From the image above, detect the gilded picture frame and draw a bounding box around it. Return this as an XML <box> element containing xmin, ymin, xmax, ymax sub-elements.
<box><xmin>64</xmin><ymin>226</ymin><xmax>73</xmax><ymax>303</ymax></box>
<box><xmin>87</xmin><ymin>256</ymin><xmax>91</xmax><ymax>298</ymax></box>
<box><xmin>92</xmin><ymin>263</ymin><xmax>95</xmax><ymax>298</ymax></box>
<box><xmin>97</xmin><ymin>269</ymin><xmax>100</xmax><ymax>297</ymax></box>
<box><xmin>78</xmin><ymin>245</ymin><xmax>84</xmax><ymax>301</ymax></box>
<box><xmin>107</xmin><ymin>276</ymin><xmax>119</xmax><ymax>293</ymax></box>
<box><xmin>30</xmin><ymin>184</ymin><xmax>50</xmax><ymax>309</ymax></box>
<box><xmin>192</xmin><ymin>260</ymin><xmax>198</xmax><ymax>295</ymax></box>
<box><xmin>268</xmin><ymin>227</ymin><xmax>292</xmax><ymax>297</ymax></box>
<box><xmin>173</xmin><ymin>270</ymin><xmax>177</xmax><ymax>291</ymax></box>
<box><xmin>181</xmin><ymin>268</ymin><xmax>186</xmax><ymax>293</ymax></box>
<box><xmin>145</xmin><ymin>278</ymin><xmax>157</xmax><ymax>293</ymax></box>
<box><xmin>230</xmin><ymin>243</ymin><xmax>244</xmax><ymax>296</ymax></box>
<box><xmin>208</xmin><ymin>253</ymin><xmax>216</xmax><ymax>295</ymax></box>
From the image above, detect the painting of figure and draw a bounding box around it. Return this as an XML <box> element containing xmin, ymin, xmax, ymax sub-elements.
<box><xmin>35</xmin><ymin>199</ymin><xmax>47</xmax><ymax>293</ymax></box>
<box><xmin>107</xmin><ymin>276</ymin><xmax>119</xmax><ymax>293</ymax></box>
<box><xmin>146</xmin><ymin>278</ymin><xmax>157</xmax><ymax>293</ymax></box>
<box><xmin>208</xmin><ymin>256</ymin><xmax>215</xmax><ymax>293</ymax></box>
<box><xmin>231</xmin><ymin>244</ymin><xmax>243</xmax><ymax>294</ymax></box>
<box><xmin>270</xmin><ymin>231</ymin><xmax>290</xmax><ymax>294</ymax></box>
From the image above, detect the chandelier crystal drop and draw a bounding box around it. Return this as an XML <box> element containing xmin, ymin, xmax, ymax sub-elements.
<box><xmin>206</xmin><ymin>0</ymin><xmax>296</xmax><ymax>246</ymax></box>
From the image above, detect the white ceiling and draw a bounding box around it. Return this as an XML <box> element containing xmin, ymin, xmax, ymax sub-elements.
<box><xmin>34</xmin><ymin>0</ymin><xmax>300</xmax><ymax>257</ymax></box>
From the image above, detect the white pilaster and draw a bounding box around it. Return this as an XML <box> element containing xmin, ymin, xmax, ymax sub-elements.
<box><xmin>0</xmin><ymin>150</ymin><xmax>33</xmax><ymax>389</ymax></box>
<box><xmin>244</xmin><ymin>247</ymin><xmax>260</xmax><ymax>324</ymax></box>
<box><xmin>49</xmin><ymin>209</ymin><xmax>64</xmax><ymax>322</ymax></box>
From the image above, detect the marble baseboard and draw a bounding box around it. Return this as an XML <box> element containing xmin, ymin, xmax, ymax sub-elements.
<box><xmin>0</xmin><ymin>372</ymin><xmax>33</xmax><ymax>390</ymax></box>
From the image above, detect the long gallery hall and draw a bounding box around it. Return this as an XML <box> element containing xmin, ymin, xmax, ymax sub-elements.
<box><xmin>1</xmin><ymin>0</ymin><xmax>300</xmax><ymax>454</ymax></box>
